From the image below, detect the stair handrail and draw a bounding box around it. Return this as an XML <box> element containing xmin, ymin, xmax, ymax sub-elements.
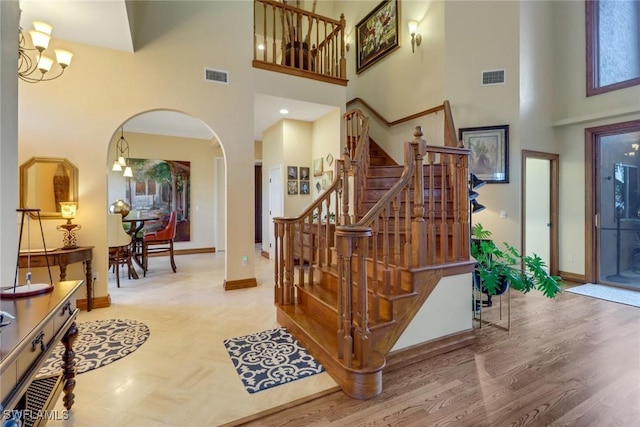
<box><xmin>347</xmin><ymin>98</ymin><xmax>461</xmax><ymax>148</ymax></box>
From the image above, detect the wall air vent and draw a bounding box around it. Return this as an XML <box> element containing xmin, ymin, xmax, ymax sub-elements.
<box><xmin>205</xmin><ymin>68</ymin><xmax>229</xmax><ymax>84</ymax></box>
<box><xmin>481</xmin><ymin>69</ymin><xmax>506</xmax><ymax>86</ymax></box>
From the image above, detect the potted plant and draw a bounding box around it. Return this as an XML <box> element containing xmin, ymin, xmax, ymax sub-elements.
<box><xmin>471</xmin><ymin>223</ymin><xmax>562</xmax><ymax>301</ymax></box>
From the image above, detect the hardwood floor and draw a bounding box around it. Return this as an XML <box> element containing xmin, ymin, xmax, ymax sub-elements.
<box><xmin>234</xmin><ymin>285</ymin><xmax>640</xmax><ymax>426</ymax></box>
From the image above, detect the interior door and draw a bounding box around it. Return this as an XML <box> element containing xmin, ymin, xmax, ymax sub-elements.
<box><xmin>268</xmin><ymin>166</ymin><xmax>282</xmax><ymax>259</ymax></box>
<box><xmin>522</xmin><ymin>150</ymin><xmax>559</xmax><ymax>275</ymax></box>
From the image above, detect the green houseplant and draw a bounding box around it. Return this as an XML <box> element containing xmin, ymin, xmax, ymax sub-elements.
<box><xmin>471</xmin><ymin>223</ymin><xmax>562</xmax><ymax>299</ymax></box>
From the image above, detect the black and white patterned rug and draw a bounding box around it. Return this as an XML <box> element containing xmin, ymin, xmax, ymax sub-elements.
<box><xmin>37</xmin><ymin>318</ymin><xmax>150</xmax><ymax>377</ymax></box>
<box><xmin>223</xmin><ymin>327</ymin><xmax>325</xmax><ymax>394</ymax></box>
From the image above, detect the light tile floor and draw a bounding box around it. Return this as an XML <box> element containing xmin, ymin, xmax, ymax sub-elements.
<box><xmin>46</xmin><ymin>250</ymin><xmax>338</xmax><ymax>427</ymax></box>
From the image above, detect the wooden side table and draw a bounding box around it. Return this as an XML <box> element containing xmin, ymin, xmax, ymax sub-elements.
<box><xmin>18</xmin><ymin>247</ymin><xmax>94</xmax><ymax>311</ymax></box>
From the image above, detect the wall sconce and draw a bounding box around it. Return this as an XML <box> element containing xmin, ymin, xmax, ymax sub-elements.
<box><xmin>112</xmin><ymin>127</ymin><xmax>133</xmax><ymax>177</ymax></box>
<box><xmin>18</xmin><ymin>20</ymin><xmax>73</xmax><ymax>83</ymax></box>
<box><xmin>408</xmin><ymin>20</ymin><xmax>422</xmax><ymax>53</ymax></box>
<box><xmin>57</xmin><ymin>202</ymin><xmax>81</xmax><ymax>249</ymax></box>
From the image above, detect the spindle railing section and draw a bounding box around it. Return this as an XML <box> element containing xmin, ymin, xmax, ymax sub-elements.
<box><xmin>253</xmin><ymin>0</ymin><xmax>347</xmax><ymax>85</ymax></box>
<box><xmin>336</xmin><ymin>127</ymin><xmax>470</xmax><ymax>369</ymax></box>
<box><xmin>274</xmin><ymin>100</ymin><xmax>472</xmax><ymax>395</ymax></box>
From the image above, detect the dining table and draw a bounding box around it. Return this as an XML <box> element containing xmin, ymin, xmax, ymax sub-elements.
<box><xmin>121</xmin><ymin>214</ymin><xmax>160</xmax><ymax>275</ymax></box>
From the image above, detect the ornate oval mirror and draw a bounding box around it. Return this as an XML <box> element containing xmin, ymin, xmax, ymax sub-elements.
<box><xmin>20</xmin><ymin>157</ymin><xmax>79</xmax><ymax>218</ymax></box>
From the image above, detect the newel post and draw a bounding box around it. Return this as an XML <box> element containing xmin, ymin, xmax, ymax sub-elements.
<box><xmin>411</xmin><ymin>126</ymin><xmax>428</xmax><ymax>267</ymax></box>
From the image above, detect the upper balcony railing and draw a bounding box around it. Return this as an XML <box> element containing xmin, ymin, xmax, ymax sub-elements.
<box><xmin>253</xmin><ymin>0</ymin><xmax>347</xmax><ymax>86</ymax></box>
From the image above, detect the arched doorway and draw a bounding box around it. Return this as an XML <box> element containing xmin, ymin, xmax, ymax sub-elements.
<box><xmin>106</xmin><ymin>109</ymin><xmax>225</xmax><ymax>283</ymax></box>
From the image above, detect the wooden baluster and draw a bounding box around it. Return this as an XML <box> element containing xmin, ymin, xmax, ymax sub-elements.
<box><xmin>336</xmin><ymin>231</ymin><xmax>345</xmax><ymax>360</ymax></box>
<box><xmin>339</xmin><ymin>14</ymin><xmax>346</xmax><ymax>79</ymax></box>
<box><xmin>371</xmin><ymin>217</ymin><xmax>379</xmax><ymax>322</ymax></box>
<box><xmin>439</xmin><ymin>154</ymin><xmax>449</xmax><ymax>263</ymax></box>
<box><xmin>253</xmin><ymin>3</ymin><xmax>258</xmax><ymax>60</ymax></box>
<box><xmin>274</xmin><ymin>221</ymin><xmax>283</xmax><ymax>304</ymax></box>
<box><xmin>307</xmin><ymin>15</ymin><xmax>313</xmax><ymax>71</ymax></box>
<box><xmin>450</xmin><ymin>156</ymin><xmax>460</xmax><ymax>261</ymax></box>
<box><xmin>284</xmin><ymin>222</ymin><xmax>295</xmax><ymax>305</ymax></box>
<box><xmin>262</xmin><ymin>2</ymin><xmax>268</xmax><ymax>61</ymax></box>
<box><xmin>393</xmin><ymin>195</ymin><xmax>402</xmax><ymax>293</ymax></box>
<box><xmin>314</xmin><ymin>204</ymin><xmax>326</xmax><ymax>267</ymax></box>
<box><xmin>382</xmin><ymin>206</ymin><xmax>391</xmax><ymax>295</ymax></box>
<box><xmin>403</xmin><ymin>185</ymin><xmax>411</xmax><ymax>268</ymax></box>
<box><xmin>342</xmin><ymin>154</ymin><xmax>351</xmax><ymax>226</ymax></box>
<box><xmin>271</xmin><ymin>4</ymin><xmax>277</xmax><ymax>63</ymax></box>
<box><xmin>355</xmin><ymin>232</ymin><xmax>371</xmax><ymax>368</ymax></box>
<box><xmin>427</xmin><ymin>151</ymin><xmax>436</xmax><ymax>265</ymax></box>
<box><xmin>337</xmin><ymin>230</ymin><xmax>353</xmax><ymax>367</ymax></box>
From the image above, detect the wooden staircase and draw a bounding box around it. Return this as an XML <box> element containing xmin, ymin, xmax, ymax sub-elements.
<box><xmin>274</xmin><ymin>102</ymin><xmax>475</xmax><ymax>399</ymax></box>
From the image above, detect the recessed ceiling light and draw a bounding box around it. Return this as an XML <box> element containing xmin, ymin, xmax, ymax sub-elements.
<box><xmin>258</xmin><ymin>44</ymin><xmax>265</xmax><ymax>50</ymax></box>
<box><xmin>279</xmin><ymin>108</ymin><xmax>289</xmax><ymax>115</ymax></box>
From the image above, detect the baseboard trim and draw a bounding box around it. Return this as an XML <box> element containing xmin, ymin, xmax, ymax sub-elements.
<box><xmin>78</xmin><ymin>294</ymin><xmax>111</xmax><ymax>311</ymax></box>
<box><xmin>224</xmin><ymin>277</ymin><xmax>258</xmax><ymax>291</ymax></box>
<box><xmin>219</xmin><ymin>386</ymin><xmax>341</xmax><ymax>427</ymax></box>
<box><xmin>384</xmin><ymin>329</ymin><xmax>476</xmax><ymax>373</ymax></box>
<box><xmin>261</xmin><ymin>250</ymin><xmax>269</xmax><ymax>259</ymax></box>
<box><xmin>559</xmin><ymin>271</ymin><xmax>586</xmax><ymax>283</ymax></box>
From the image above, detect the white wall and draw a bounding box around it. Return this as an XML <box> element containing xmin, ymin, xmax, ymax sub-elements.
<box><xmin>392</xmin><ymin>274</ymin><xmax>472</xmax><ymax>351</ymax></box>
<box><xmin>444</xmin><ymin>1</ymin><xmax>521</xmax><ymax>248</ymax></box>
<box><xmin>283</xmin><ymin>120</ymin><xmax>313</xmax><ymax>217</ymax></box>
<box><xmin>0</xmin><ymin>1</ymin><xmax>19</xmax><ymax>287</ymax></box>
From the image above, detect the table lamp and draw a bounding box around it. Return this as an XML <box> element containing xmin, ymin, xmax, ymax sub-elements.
<box><xmin>57</xmin><ymin>202</ymin><xmax>81</xmax><ymax>249</ymax></box>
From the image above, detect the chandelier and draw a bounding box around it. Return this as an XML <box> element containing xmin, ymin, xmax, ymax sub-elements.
<box><xmin>112</xmin><ymin>127</ymin><xmax>133</xmax><ymax>177</ymax></box>
<box><xmin>19</xmin><ymin>21</ymin><xmax>73</xmax><ymax>83</ymax></box>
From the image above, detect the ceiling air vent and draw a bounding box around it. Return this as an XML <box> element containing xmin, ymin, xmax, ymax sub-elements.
<box><xmin>205</xmin><ymin>68</ymin><xmax>229</xmax><ymax>84</ymax></box>
<box><xmin>481</xmin><ymin>69</ymin><xmax>506</xmax><ymax>86</ymax></box>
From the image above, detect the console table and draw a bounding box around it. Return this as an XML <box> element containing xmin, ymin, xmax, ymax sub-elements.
<box><xmin>18</xmin><ymin>246</ymin><xmax>94</xmax><ymax>311</ymax></box>
<box><xmin>1</xmin><ymin>280</ymin><xmax>83</xmax><ymax>425</ymax></box>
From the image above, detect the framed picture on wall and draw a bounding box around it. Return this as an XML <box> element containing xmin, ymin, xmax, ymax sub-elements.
<box><xmin>459</xmin><ymin>125</ymin><xmax>509</xmax><ymax>183</ymax></box>
<box><xmin>287</xmin><ymin>166</ymin><xmax>298</xmax><ymax>180</ymax></box>
<box><xmin>287</xmin><ymin>180</ymin><xmax>298</xmax><ymax>195</ymax></box>
<box><xmin>300</xmin><ymin>180</ymin><xmax>310</xmax><ymax>195</ymax></box>
<box><xmin>300</xmin><ymin>167</ymin><xmax>310</xmax><ymax>181</ymax></box>
<box><xmin>313</xmin><ymin>158</ymin><xmax>323</xmax><ymax>177</ymax></box>
<box><xmin>356</xmin><ymin>0</ymin><xmax>400</xmax><ymax>74</ymax></box>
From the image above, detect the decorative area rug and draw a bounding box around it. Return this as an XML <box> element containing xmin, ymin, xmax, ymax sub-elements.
<box><xmin>38</xmin><ymin>318</ymin><xmax>150</xmax><ymax>377</ymax></box>
<box><xmin>223</xmin><ymin>327</ymin><xmax>325</xmax><ymax>394</ymax></box>
<box><xmin>565</xmin><ymin>284</ymin><xmax>640</xmax><ymax>308</ymax></box>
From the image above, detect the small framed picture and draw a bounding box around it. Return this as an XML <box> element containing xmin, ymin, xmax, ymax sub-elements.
<box><xmin>300</xmin><ymin>167</ymin><xmax>310</xmax><ymax>181</ymax></box>
<box><xmin>300</xmin><ymin>180</ymin><xmax>310</xmax><ymax>195</ymax></box>
<box><xmin>313</xmin><ymin>158</ymin><xmax>323</xmax><ymax>177</ymax></box>
<box><xmin>287</xmin><ymin>166</ymin><xmax>298</xmax><ymax>180</ymax></box>
<box><xmin>459</xmin><ymin>125</ymin><xmax>509</xmax><ymax>183</ymax></box>
<box><xmin>287</xmin><ymin>180</ymin><xmax>298</xmax><ymax>195</ymax></box>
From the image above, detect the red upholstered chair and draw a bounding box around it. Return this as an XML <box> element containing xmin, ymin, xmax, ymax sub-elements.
<box><xmin>142</xmin><ymin>211</ymin><xmax>178</xmax><ymax>276</ymax></box>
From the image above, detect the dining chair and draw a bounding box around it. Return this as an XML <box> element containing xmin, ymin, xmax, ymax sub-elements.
<box><xmin>107</xmin><ymin>213</ymin><xmax>134</xmax><ymax>288</ymax></box>
<box><xmin>142</xmin><ymin>211</ymin><xmax>178</xmax><ymax>276</ymax></box>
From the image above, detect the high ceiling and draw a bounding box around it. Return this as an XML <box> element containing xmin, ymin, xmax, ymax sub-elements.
<box><xmin>19</xmin><ymin>0</ymin><xmax>338</xmax><ymax>141</ymax></box>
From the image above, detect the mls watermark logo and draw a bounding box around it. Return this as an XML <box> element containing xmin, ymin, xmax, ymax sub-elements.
<box><xmin>2</xmin><ymin>409</ymin><xmax>69</xmax><ymax>426</ymax></box>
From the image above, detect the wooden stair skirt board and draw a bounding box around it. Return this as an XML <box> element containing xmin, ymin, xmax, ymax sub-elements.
<box><xmin>277</xmin><ymin>307</ymin><xmax>386</xmax><ymax>400</ymax></box>
<box><xmin>224</xmin><ymin>277</ymin><xmax>258</xmax><ymax>290</ymax></box>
